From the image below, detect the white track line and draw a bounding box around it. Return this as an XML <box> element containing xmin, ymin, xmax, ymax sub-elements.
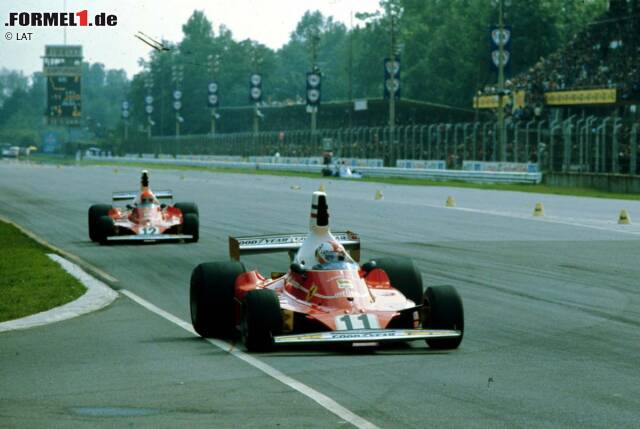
<box><xmin>423</xmin><ymin>203</ymin><xmax>640</xmax><ymax>236</ymax></box>
<box><xmin>120</xmin><ymin>289</ymin><xmax>379</xmax><ymax>429</ymax></box>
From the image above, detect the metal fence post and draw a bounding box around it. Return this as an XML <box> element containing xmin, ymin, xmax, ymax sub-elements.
<box><xmin>631</xmin><ymin>124</ymin><xmax>638</xmax><ymax>175</ymax></box>
<box><xmin>428</xmin><ymin>124</ymin><xmax>436</xmax><ymax>160</ymax></box>
<box><xmin>585</xmin><ymin>116</ymin><xmax>597</xmax><ymax>171</ymax></box>
<box><xmin>402</xmin><ymin>125</ymin><xmax>410</xmax><ymax>161</ymax></box>
<box><xmin>600</xmin><ymin>117</ymin><xmax>612</xmax><ymax>172</ymax></box>
<box><xmin>549</xmin><ymin>122</ymin><xmax>561</xmax><ymax>172</ymax></box>
<box><xmin>482</xmin><ymin>122</ymin><xmax>490</xmax><ymax>161</ymax></box>
<box><xmin>562</xmin><ymin>117</ymin><xmax>573</xmax><ymax>172</ymax></box>
<box><xmin>525</xmin><ymin>120</ymin><xmax>535</xmax><ymax>162</ymax></box>
<box><xmin>576</xmin><ymin>118</ymin><xmax>585</xmax><ymax>171</ymax></box>
<box><xmin>595</xmin><ymin>124</ymin><xmax>602</xmax><ymax>172</ymax></box>
<box><xmin>418</xmin><ymin>125</ymin><xmax>426</xmax><ymax>160</ymax></box>
<box><xmin>492</xmin><ymin>123</ymin><xmax>498</xmax><ymax>161</ymax></box>
<box><xmin>513</xmin><ymin>121</ymin><xmax>521</xmax><ymax>163</ymax></box>
<box><xmin>453</xmin><ymin>123</ymin><xmax>462</xmax><ymax>165</ymax></box>
<box><xmin>612</xmin><ymin>119</ymin><xmax>622</xmax><ymax>174</ymax></box>
<box><xmin>463</xmin><ymin>123</ymin><xmax>471</xmax><ymax>163</ymax></box>
<box><xmin>472</xmin><ymin>122</ymin><xmax>480</xmax><ymax>161</ymax></box>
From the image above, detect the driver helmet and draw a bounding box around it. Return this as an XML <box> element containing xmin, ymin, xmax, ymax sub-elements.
<box><xmin>315</xmin><ymin>241</ymin><xmax>347</xmax><ymax>264</ymax></box>
<box><xmin>139</xmin><ymin>191</ymin><xmax>156</xmax><ymax>206</ymax></box>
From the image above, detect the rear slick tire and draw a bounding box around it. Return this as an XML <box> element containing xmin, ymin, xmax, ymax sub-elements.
<box><xmin>190</xmin><ymin>261</ymin><xmax>245</xmax><ymax>338</ymax></box>
<box><xmin>372</xmin><ymin>257</ymin><xmax>423</xmax><ymax>306</ymax></box>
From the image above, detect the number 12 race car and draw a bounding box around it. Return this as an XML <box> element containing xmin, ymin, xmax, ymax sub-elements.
<box><xmin>190</xmin><ymin>190</ymin><xmax>464</xmax><ymax>351</ymax></box>
<box><xmin>88</xmin><ymin>170</ymin><xmax>199</xmax><ymax>244</ymax></box>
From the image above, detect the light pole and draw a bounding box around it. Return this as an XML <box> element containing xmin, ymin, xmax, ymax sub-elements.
<box><xmin>249</xmin><ymin>46</ymin><xmax>263</xmax><ymax>135</ymax></box>
<box><xmin>144</xmin><ymin>72</ymin><xmax>154</xmax><ymax>140</ymax></box>
<box><xmin>309</xmin><ymin>29</ymin><xmax>320</xmax><ymax>134</ymax></box>
<box><xmin>121</xmin><ymin>101</ymin><xmax>129</xmax><ymax>142</ymax></box>
<box><xmin>171</xmin><ymin>64</ymin><xmax>184</xmax><ymax>138</ymax></box>
<box><xmin>207</xmin><ymin>54</ymin><xmax>220</xmax><ymax>134</ymax></box>
<box><xmin>389</xmin><ymin>9</ymin><xmax>396</xmax><ymax>132</ymax></box>
<box><xmin>383</xmin><ymin>2</ymin><xmax>402</xmax><ymax>139</ymax></box>
<box><xmin>494</xmin><ymin>0</ymin><xmax>511</xmax><ymax>162</ymax></box>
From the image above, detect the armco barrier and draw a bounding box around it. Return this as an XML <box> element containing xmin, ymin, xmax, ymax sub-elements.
<box><xmin>87</xmin><ymin>155</ymin><xmax>542</xmax><ymax>184</ymax></box>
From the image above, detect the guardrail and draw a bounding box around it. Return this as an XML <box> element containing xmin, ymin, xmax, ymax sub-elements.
<box><xmin>85</xmin><ymin>155</ymin><xmax>542</xmax><ymax>184</ymax></box>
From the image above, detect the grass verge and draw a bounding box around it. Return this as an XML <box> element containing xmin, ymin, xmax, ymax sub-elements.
<box><xmin>28</xmin><ymin>154</ymin><xmax>640</xmax><ymax>201</ymax></box>
<box><xmin>0</xmin><ymin>220</ymin><xmax>86</xmax><ymax>323</ymax></box>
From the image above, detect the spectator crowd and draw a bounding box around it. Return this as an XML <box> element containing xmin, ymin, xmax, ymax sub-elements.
<box><xmin>480</xmin><ymin>0</ymin><xmax>640</xmax><ymax>120</ymax></box>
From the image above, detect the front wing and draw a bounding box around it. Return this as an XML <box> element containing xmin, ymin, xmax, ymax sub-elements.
<box><xmin>273</xmin><ymin>328</ymin><xmax>461</xmax><ymax>345</ymax></box>
<box><xmin>107</xmin><ymin>233</ymin><xmax>192</xmax><ymax>241</ymax></box>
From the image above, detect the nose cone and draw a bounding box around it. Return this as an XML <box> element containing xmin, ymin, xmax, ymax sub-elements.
<box><xmin>310</xmin><ymin>191</ymin><xmax>329</xmax><ymax>231</ymax></box>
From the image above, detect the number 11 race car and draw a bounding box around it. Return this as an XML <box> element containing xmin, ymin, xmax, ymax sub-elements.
<box><xmin>88</xmin><ymin>170</ymin><xmax>199</xmax><ymax>244</ymax></box>
<box><xmin>189</xmin><ymin>190</ymin><xmax>464</xmax><ymax>351</ymax></box>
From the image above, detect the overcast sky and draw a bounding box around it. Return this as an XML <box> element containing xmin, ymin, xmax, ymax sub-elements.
<box><xmin>0</xmin><ymin>0</ymin><xmax>381</xmax><ymax>78</ymax></box>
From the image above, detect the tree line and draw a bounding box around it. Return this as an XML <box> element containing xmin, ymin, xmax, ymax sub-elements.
<box><xmin>0</xmin><ymin>0</ymin><xmax>608</xmax><ymax>143</ymax></box>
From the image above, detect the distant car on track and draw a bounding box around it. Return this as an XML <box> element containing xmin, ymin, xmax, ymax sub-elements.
<box><xmin>190</xmin><ymin>190</ymin><xmax>463</xmax><ymax>351</ymax></box>
<box><xmin>1</xmin><ymin>145</ymin><xmax>20</xmax><ymax>158</ymax></box>
<box><xmin>88</xmin><ymin>170</ymin><xmax>199</xmax><ymax>244</ymax></box>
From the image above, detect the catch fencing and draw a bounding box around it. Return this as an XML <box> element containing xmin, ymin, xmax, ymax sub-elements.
<box><xmin>120</xmin><ymin>115</ymin><xmax>638</xmax><ymax>175</ymax></box>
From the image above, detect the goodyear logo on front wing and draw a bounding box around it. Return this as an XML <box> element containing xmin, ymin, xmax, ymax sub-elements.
<box><xmin>544</xmin><ymin>88</ymin><xmax>616</xmax><ymax>105</ymax></box>
<box><xmin>329</xmin><ymin>331</ymin><xmax>399</xmax><ymax>340</ymax></box>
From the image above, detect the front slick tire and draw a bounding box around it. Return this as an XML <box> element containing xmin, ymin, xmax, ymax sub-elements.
<box><xmin>88</xmin><ymin>204</ymin><xmax>111</xmax><ymax>242</ymax></box>
<box><xmin>241</xmin><ymin>289</ymin><xmax>282</xmax><ymax>352</ymax></box>
<box><xmin>183</xmin><ymin>213</ymin><xmax>199</xmax><ymax>243</ymax></box>
<box><xmin>423</xmin><ymin>285</ymin><xmax>464</xmax><ymax>350</ymax></box>
<box><xmin>190</xmin><ymin>261</ymin><xmax>245</xmax><ymax>338</ymax></box>
<box><xmin>97</xmin><ymin>215</ymin><xmax>115</xmax><ymax>245</ymax></box>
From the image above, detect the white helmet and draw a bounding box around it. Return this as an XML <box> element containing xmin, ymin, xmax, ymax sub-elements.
<box><xmin>315</xmin><ymin>241</ymin><xmax>346</xmax><ymax>264</ymax></box>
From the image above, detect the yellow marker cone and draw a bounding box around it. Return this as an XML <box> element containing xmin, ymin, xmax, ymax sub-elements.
<box><xmin>290</xmin><ymin>185</ymin><xmax>301</xmax><ymax>191</ymax></box>
<box><xmin>618</xmin><ymin>209</ymin><xmax>631</xmax><ymax>225</ymax></box>
<box><xmin>113</xmin><ymin>168</ymin><xmax>119</xmax><ymax>174</ymax></box>
<box><xmin>180</xmin><ymin>174</ymin><xmax>185</xmax><ymax>180</ymax></box>
<box><xmin>375</xmin><ymin>190</ymin><xmax>384</xmax><ymax>200</ymax></box>
<box><xmin>533</xmin><ymin>202</ymin><xmax>544</xmax><ymax>217</ymax></box>
<box><xmin>445</xmin><ymin>196</ymin><xmax>455</xmax><ymax>207</ymax></box>
<box><xmin>319</xmin><ymin>184</ymin><xmax>326</xmax><ymax>192</ymax></box>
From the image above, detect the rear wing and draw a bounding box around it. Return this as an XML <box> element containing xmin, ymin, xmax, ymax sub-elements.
<box><xmin>229</xmin><ymin>231</ymin><xmax>360</xmax><ymax>262</ymax></box>
<box><xmin>112</xmin><ymin>190</ymin><xmax>174</xmax><ymax>202</ymax></box>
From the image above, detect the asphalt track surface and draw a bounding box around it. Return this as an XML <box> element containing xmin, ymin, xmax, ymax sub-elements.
<box><xmin>1</xmin><ymin>160</ymin><xmax>640</xmax><ymax>428</ymax></box>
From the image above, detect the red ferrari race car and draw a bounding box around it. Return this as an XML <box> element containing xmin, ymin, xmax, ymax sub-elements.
<box><xmin>190</xmin><ymin>190</ymin><xmax>463</xmax><ymax>351</ymax></box>
<box><xmin>88</xmin><ymin>170</ymin><xmax>199</xmax><ymax>244</ymax></box>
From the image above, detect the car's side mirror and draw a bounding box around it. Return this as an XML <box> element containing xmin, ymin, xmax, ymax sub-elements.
<box><xmin>290</xmin><ymin>262</ymin><xmax>306</xmax><ymax>275</ymax></box>
<box><xmin>126</xmin><ymin>204</ymin><xmax>133</xmax><ymax>210</ymax></box>
<box><xmin>160</xmin><ymin>204</ymin><xmax>167</xmax><ymax>209</ymax></box>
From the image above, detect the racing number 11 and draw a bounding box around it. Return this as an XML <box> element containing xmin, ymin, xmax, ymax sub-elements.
<box><xmin>336</xmin><ymin>314</ymin><xmax>379</xmax><ymax>330</ymax></box>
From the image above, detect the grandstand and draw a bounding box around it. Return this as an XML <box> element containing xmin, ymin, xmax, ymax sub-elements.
<box><xmin>477</xmin><ymin>0</ymin><xmax>640</xmax><ymax>120</ymax></box>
